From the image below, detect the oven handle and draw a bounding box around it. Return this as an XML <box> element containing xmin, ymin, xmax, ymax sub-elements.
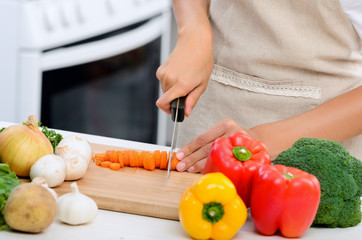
<box><xmin>41</xmin><ymin>15</ymin><xmax>164</xmax><ymax>71</ymax></box>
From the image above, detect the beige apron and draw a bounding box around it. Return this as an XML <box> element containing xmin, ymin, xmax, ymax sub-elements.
<box><xmin>178</xmin><ymin>0</ymin><xmax>362</xmax><ymax>159</ymax></box>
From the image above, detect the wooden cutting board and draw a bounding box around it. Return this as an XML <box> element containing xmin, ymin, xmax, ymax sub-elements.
<box><xmin>51</xmin><ymin>143</ymin><xmax>201</xmax><ymax>221</ymax></box>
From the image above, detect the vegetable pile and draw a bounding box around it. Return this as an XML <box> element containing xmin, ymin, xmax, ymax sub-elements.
<box><xmin>0</xmin><ymin>164</ymin><xmax>21</xmax><ymax>230</ymax></box>
<box><xmin>274</xmin><ymin>137</ymin><xmax>362</xmax><ymax>228</ymax></box>
<box><xmin>93</xmin><ymin>150</ymin><xmax>180</xmax><ymax>171</ymax></box>
<box><xmin>0</xmin><ymin>115</ymin><xmax>100</xmax><ymax>233</ymax></box>
<box><xmin>196</xmin><ymin>132</ymin><xmax>321</xmax><ymax>239</ymax></box>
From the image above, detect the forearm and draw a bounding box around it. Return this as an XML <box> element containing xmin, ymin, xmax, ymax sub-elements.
<box><xmin>172</xmin><ymin>0</ymin><xmax>211</xmax><ymax>33</ymax></box>
<box><xmin>250</xmin><ymin>86</ymin><xmax>362</xmax><ymax>159</ymax></box>
<box><xmin>156</xmin><ymin>0</ymin><xmax>213</xmax><ymax>116</ymax></box>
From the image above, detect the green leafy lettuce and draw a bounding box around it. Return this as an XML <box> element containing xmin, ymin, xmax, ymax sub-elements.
<box><xmin>0</xmin><ymin>164</ymin><xmax>21</xmax><ymax>230</ymax></box>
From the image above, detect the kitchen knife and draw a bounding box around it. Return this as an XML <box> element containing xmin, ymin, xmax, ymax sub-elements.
<box><xmin>167</xmin><ymin>96</ymin><xmax>186</xmax><ymax>179</ymax></box>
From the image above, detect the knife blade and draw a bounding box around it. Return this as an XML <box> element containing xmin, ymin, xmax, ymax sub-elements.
<box><xmin>167</xmin><ymin>96</ymin><xmax>186</xmax><ymax>179</ymax></box>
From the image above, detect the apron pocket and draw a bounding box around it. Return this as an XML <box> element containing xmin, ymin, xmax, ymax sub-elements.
<box><xmin>211</xmin><ymin>64</ymin><xmax>321</xmax><ymax>100</ymax></box>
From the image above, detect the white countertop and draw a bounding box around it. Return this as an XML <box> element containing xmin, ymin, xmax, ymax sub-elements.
<box><xmin>0</xmin><ymin>121</ymin><xmax>361</xmax><ymax>240</ymax></box>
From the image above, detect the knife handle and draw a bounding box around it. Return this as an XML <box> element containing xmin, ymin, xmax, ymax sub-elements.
<box><xmin>171</xmin><ymin>96</ymin><xmax>186</xmax><ymax>122</ymax></box>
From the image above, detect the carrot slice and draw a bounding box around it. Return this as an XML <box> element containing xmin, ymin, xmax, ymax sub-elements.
<box><xmin>122</xmin><ymin>150</ymin><xmax>130</xmax><ymax>166</ymax></box>
<box><xmin>100</xmin><ymin>161</ymin><xmax>111</xmax><ymax>168</ymax></box>
<box><xmin>160</xmin><ymin>151</ymin><xmax>168</xmax><ymax>170</ymax></box>
<box><xmin>142</xmin><ymin>152</ymin><xmax>149</xmax><ymax>170</ymax></box>
<box><xmin>129</xmin><ymin>151</ymin><xmax>137</xmax><ymax>167</ymax></box>
<box><xmin>110</xmin><ymin>151</ymin><xmax>119</xmax><ymax>163</ymax></box>
<box><xmin>171</xmin><ymin>152</ymin><xmax>180</xmax><ymax>170</ymax></box>
<box><xmin>110</xmin><ymin>162</ymin><xmax>121</xmax><ymax>170</ymax></box>
<box><xmin>94</xmin><ymin>153</ymin><xmax>105</xmax><ymax>160</ymax></box>
<box><xmin>136</xmin><ymin>151</ymin><xmax>143</xmax><ymax>167</ymax></box>
<box><xmin>139</xmin><ymin>151</ymin><xmax>147</xmax><ymax>169</ymax></box>
<box><xmin>94</xmin><ymin>157</ymin><xmax>104</xmax><ymax>162</ymax></box>
<box><xmin>105</xmin><ymin>150</ymin><xmax>115</xmax><ymax>162</ymax></box>
<box><xmin>95</xmin><ymin>159</ymin><xmax>102</xmax><ymax>166</ymax></box>
<box><xmin>143</xmin><ymin>152</ymin><xmax>155</xmax><ymax>171</ymax></box>
<box><xmin>116</xmin><ymin>151</ymin><xmax>124</xmax><ymax>168</ymax></box>
<box><xmin>153</xmin><ymin>150</ymin><xmax>161</xmax><ymax>168</ymax></box>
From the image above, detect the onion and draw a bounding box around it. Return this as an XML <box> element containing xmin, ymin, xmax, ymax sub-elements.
<box><xmin>0</xmin><ymin>115</ymin><xmax>53</xmax><ymax>177</ymax></box>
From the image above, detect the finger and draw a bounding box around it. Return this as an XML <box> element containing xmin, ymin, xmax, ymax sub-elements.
<box><xmin>176</xmin><ymin>143</ymin><xmax>212</xmax><ymax>171</ymax></box>
<box><xmin>187</xmin><ymin>158</ymin><xmax>207</xmax><ymax>173</ymax></box>
<box><xmin>155</xmin><ymin>86</ymin><xmax>180</xmax><ymax>115</ymax></box>
<box><xmin>156</xmin><ymin>81</ymin><xmax>192</xmax><ymax>115</ymax></box>
<box><xmin>184</xmin><ymin>84</ymin><xmax>207</xmax><ymax>117</ymax></box>
<box><xmin>156</xmin><ymin>95</ymin><xmax>172</xmax><ymax>115</ymax></box>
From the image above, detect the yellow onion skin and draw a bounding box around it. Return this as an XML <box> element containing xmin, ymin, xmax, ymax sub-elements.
<box><xmin>0</xmin><ymin>116</ymin><xmax>53</xmax><ymax>177</ymax></box>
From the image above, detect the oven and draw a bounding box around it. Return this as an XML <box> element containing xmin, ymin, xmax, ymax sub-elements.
<box><xmin>0</xmin><ymin>0</ymin><xmax>171</xmax><ymax>145</ymax></box>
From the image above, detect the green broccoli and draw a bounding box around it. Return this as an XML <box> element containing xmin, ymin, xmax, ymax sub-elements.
<box><xmin>273</xmin><ymin>137</ymin><xmax>362</xmax><ymax>228</ymax></box>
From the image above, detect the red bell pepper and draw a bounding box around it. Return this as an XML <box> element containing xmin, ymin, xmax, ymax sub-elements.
<box><xmin>250</xmin><ymin>164</ymin><xmax>321</xmax><ymax>238</ymax></box>
<box><xmin>203</xmin><ymin>132</ymin><xmax>271</xmax><ymax>207</ymax></box>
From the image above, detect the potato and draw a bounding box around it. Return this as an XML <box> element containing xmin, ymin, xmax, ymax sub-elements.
<box><xmin>4</xmin><ymin>183</ymin><xmax>57</xmax><ymax>233</ymax></box>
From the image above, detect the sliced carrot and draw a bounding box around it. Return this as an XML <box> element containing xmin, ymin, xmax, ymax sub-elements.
<box><xmin>95</xmin><ymin>159</ymin><xmax>102</xmax><ymax>166</ymax></box>
<box><xmin>171</xmin><ymin>153</ymin><xmax>180</xmax><ymax>170</ymax></box>
<box><xmin>153</xmin><ymin>150</ymin><xmax>161</xmax><ymax>168</ymax></box>
<box><xmin>110</xmin><ymin>162</ymin><xmax>121</xmax><ymax>170</ymax></box>
<box><xmin>129</xmin><ymin>150</ymin><xmax>138</xmax><ymax>167</ymax></box>
<box><xmin>122</xmin><ymin>150</ymin><xmax>130</xmax><ymax>166</ymax></box>
<box><xmin>95</xmin><ymin>149</ymin><xmax>180</xmax><ymax>171</ymax></box>
<box><xmin>142</xmin><ymin>152</ymin><xmax>149</xmax><ymax>170</ymax></box>
<box><xmin>94</xmin><ymin>157</ymin><xmax>104</xmax><ymax>162</ymax></box>
<box><xmin>116</xmin><ymin>151</ymin><xmax>124</xmax><ymax>168</ymax></box>
<box><xmin>136</xmin><ymin>151</ymin><xmax>143</xmax><ymax>167</ymax></box>
<box><xmin>143</xmin><ymin>152</ymin><xmax>155</xmax><ymax>171</ymax></box>
<box><xmin>100</xmin><ymin>161</ymin><xmax>111</xmax><ymax>168</ymax></box>
<box><xmin>94</xmin><ymin>153</ymin><xmax>106</xmax><ymax>160</ymax></box>
<box><xmin>139</xmin><ymin>151</ymin><xmax>147</xmax><ymax>168</ymax></box>
<box><xmin>108</xmin><ymin>151</ymin><xmax>118</xmax><ymax>162</ymax></box>
<box><xmin>105</xmin><ymin>150</ymin><xmax>115</xmax><ymax>162</ymax></box>
<box><xmin>160</xmin><ymin>151</ymin><xmax>168</xmax><ymax>170</ymax></box>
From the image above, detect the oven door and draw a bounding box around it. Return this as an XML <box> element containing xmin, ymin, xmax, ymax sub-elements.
<box><xmin>18</xmin><ymin>15</ymin><xmax>170</xmax><ymax>145</ymax></box>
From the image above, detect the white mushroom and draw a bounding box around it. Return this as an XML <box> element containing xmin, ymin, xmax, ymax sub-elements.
<box><xmin>30</xmin><ymin>154</ymin><xmax>66</xmax><ymax>187</ymax></box>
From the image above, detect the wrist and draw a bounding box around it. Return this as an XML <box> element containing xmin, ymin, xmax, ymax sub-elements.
<box><xmin>248</xmin><ymin>122</ymin><xmax>295</xmax><ymax>160</ymax></box>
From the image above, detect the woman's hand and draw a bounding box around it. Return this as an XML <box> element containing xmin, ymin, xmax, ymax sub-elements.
<box><xmin>175</xmin><ymin>119</ymin><xmax>250</xmax><ymax>173</ymax></box>
<box><xmin>156</xmin><ymin>0</ymin><xmax>213</xmax><ymax>117</ymax></box>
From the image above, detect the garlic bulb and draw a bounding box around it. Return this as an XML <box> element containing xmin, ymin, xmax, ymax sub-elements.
<box><xmin>56</xmin><ymin>182</ymin><xmax>98</xmax><ymax>225</ymax></box>
<box><xmin>55</xmin><ymin>135</ymin><xmax>93</xmax><ymax>164</ymax></box>
<box><xmin>0</xmin><ymin>115</ymin><xmax>53</xmax><ymax>176</ymax></box>
<box><xmin>31</xmin><ymin>176</ymin><xmax>58</xmax><ymax>199</ymax></box>
<box><xmin>30</xmin><ymin>154</ymin><xmax>67</xmax><ymax>187</ymax></box>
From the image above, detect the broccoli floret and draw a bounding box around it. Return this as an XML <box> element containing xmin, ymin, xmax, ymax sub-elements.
<box><xmin>274</xmin><ymin>137</ymin><xmax>362</xmax><ymax>228</ymax></box>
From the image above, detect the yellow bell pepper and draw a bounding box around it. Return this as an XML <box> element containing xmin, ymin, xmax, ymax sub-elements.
<box><xmin>179</xmin><ymin>172</ymin><xmax>247</xmax><ymax>240</ymax></box>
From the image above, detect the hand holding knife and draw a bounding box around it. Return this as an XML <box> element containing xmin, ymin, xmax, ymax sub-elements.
<box><xmin>167</xmin><ymin>96</ymin><xmax>186</xmax><ymax>179</ymax></box>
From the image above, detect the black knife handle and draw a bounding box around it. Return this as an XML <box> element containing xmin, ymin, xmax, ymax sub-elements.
<box><xmin>171</xmin><ymin>96</ymin><xmax>186</xmax><ymax>122</ymax></box>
